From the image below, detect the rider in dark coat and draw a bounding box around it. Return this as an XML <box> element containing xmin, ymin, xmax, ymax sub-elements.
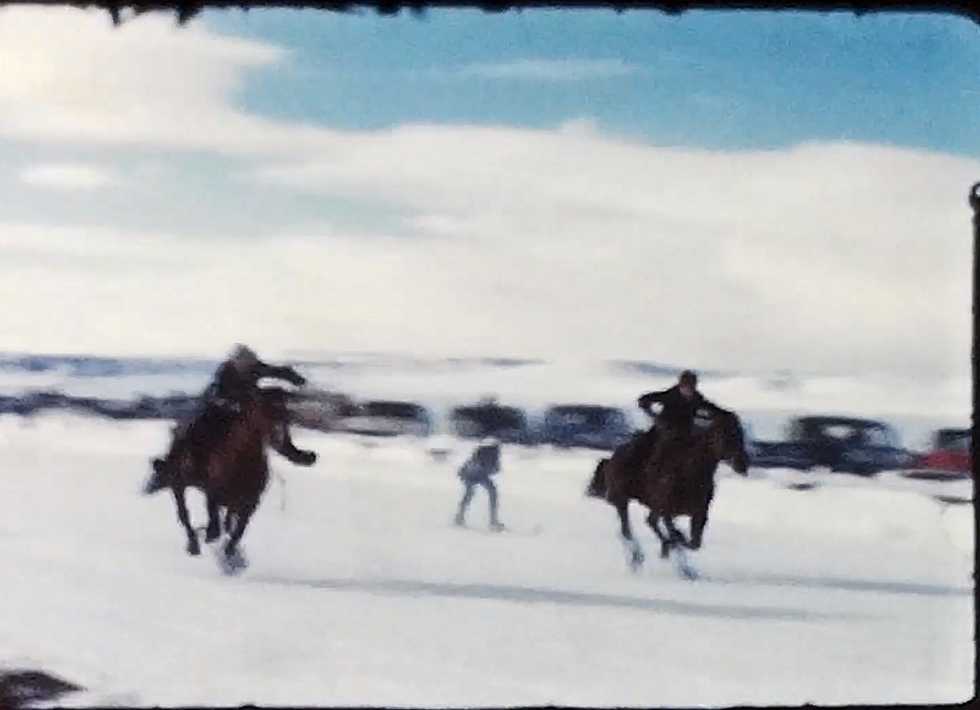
<box><xmin>203</xmin><ymin>345</ymin><xmax>306</xmax><ymax>415</ymax></box>
<box><xmin>146</xmin><ymin>345</ymin><xmax>306</xmax><ymax>493</ymax></box>
<box><xmin>634</xmin><ymin>369</ymin><xmax>726</xmax><ymax>468</ymax></box>
<box><xmin>454</xmin><ymin>436</ymin><xmax>505</xmax><ymax>531</ymax></box>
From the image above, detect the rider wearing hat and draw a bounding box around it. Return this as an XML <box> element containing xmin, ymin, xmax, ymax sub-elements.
<box><xmin>205</xmin><ymin>344</ymin><xmax>307</xmax><ymax>415</ymax></box>
<box><xmin>637</xmin><ymin>369</ymin><xmax>725</xmax><ymax>469</ymax></box>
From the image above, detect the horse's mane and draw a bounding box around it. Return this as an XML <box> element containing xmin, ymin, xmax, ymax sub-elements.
<box><xmin>709</xmin><ymin>406</ymin><xmax>741</xmax><ymax>430</ymax></box>
<box><xmin>694</xmin><ymin>407</ymin><xmax>743</xmax><ymax>452</ymax></box>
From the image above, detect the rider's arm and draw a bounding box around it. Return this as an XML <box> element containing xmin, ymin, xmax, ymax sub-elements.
<box><xmin>637</xmin><ymin>387</ymin><xmax>672</xmax><ymax>414</ymax></box>
<box><xmin>255</xmin><ymin>361</ymin><xmax>307</xmax><ymax>387</ymax></box>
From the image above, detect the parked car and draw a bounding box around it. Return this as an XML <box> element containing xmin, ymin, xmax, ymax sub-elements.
<box><xmin>288</xmin><ymin>390</ymin><xmax>357</xmax><ymax>432</ymax></box>
<box><xmin>785</xmin><ymin>415</ymin><xmax>910</xmax><ymax>476</ymax></box>
<box><xmin>540</xmin><ymin>404</ymin><xmax>634</xmax><ymax>452</ymax></box>
<box><xmin>449</xmin><ymin>401</ymin><xmax>534</xmax><ymax>445</ymax></box>
<box><xmin>336</xmin><ymin>399</ymin><xmax>434</xmax><ymax>438</ymax></box>
<box><xmin>736</xmin><ymin>420</ymin><xmax>812</xmax><ymax>470</ymax></box>
<box><xmin>905</xmin><ymin>428</ymin><xmax>972</xmax><ymax>479</ymax></box>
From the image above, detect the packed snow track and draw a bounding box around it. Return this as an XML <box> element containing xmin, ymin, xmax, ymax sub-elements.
<box><xmin>0</xmin><ymin>414</ymin><xmax>973</xmax><ymax>706</ymax></box>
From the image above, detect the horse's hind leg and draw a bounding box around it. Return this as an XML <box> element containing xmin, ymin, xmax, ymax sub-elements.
<box><xmin>663</xmin><ymin>516</ymin><xmax>691</xmax><ymax>550</ymax></box>
<box><xmin>615</xmin><ymin>500</ymin><xmax>645</xmax><ymax>572</ymax></box>
<box><xmin>172</xmin><ymin>486</ymin><xmax>201</xmax><ymax>556</ymax></box>
<box><xmin>204</xmin><ymin>496</ymin><xmax>221</xmax><ymax>543</ymax></box>
<box><xmin>645</xmin><ymin>511</ymin><xmax>673</xmax><ymax>559</ymax></box>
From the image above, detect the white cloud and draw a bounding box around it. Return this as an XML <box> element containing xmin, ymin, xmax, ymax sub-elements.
<box><xmin>460</xmin><ymin>58</ymin><xmax>641</xmax><ymax>81</ymax></box>
<box><xmin>0</xmin><ymin>8</ymin><xmax>973</xmax><ymax>385</ymax></box>
<box><xmin>20</xmin><ymin>162</ymin><xmax>123</xmax><ymax>191</ymax></box>
<box><xmin>247</xmin><ymin>130</ymin><xmax>976</xmax><ymax>380</ymax></box>
<box><xmin>0</xmin><ymin>7</ymin><xmax>334</xmax><ymax>158</ymax></box>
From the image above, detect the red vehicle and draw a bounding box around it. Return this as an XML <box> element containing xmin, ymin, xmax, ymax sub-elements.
<box><xmin>906</xmin><ymin>428</ymin><xmax>972</xmax><ymax>479</ymax></box>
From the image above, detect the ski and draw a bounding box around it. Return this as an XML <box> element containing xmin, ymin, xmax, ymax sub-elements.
<box><xmin>448</xmin><ymin>522</ymin><xmax>544</xmax><ymax>537</ymax></box>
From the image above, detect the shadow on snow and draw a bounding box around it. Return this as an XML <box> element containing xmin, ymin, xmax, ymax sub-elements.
<box><xmin>702</xmin><ymin>571</ymin><xmax>971</xmax><ymax>599</ymax></box>
<box><xmin>246</xmin><ymin>573</ymin><xmax>865</xmax><ymax>623</ymax></box>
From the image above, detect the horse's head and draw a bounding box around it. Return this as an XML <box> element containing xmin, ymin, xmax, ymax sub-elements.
<box><xmin>707</xmin><ymin>409</ymin><xmax>750</xmax><ymax>476</ymax></box>
<box><xmin>278</xmin><ymin>365</ymin><xmax>307</xmax><ymax>388</ymax></box>
<box><xmin>256</xmin><ymin>386</ymin><xmax>297</xmax><ymax>430</ymax></box>
<box><xmin>231</xmin><ymin>385</ymin><xmax>295</xmax><ymax>442</ymax></box>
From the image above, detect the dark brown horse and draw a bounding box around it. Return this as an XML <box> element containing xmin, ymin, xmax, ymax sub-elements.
<box><xmin>586</xmin><ymin>408</ymin><xmax>749</xmax><ymax>577</ymax></box>
<box><xmin>145</xmin><ymin>385</ymin><xmax>317</xmax><ymax>574</ymax></box>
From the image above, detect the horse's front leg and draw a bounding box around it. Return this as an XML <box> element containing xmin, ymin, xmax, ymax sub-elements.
<box><xmin>615</xmin><ymin>499</ymin><xmax>645</xmax><ymax>572</ymax></box>
<box><xmin>219</xmin><ymin>502</ymin><xmax>256</xmax><ymax>575</ymax></box>
<box><xmin>687</xmin><ymin>507</ymin><xmax>709</xmax><ymax>551</ymax></box>
<box><xmin>172</xmin><ymin>486</ymin><xmax>200</xmax><ymax>556</ymax></box>
<box><xmin>272</xmin><ymin>424</ymin><xmax>317</xmax><ymax>466</ymax></box>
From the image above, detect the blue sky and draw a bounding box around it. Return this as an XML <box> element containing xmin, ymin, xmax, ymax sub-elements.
<box><xmin>0</xmin><ymin>6</ymin><xmax>975</xmax><ymax>387</ymax></box>
<box><xmin>205</xmin><ymin>9</ymin><xmax>980</xmax><ymax>155</ymax></box>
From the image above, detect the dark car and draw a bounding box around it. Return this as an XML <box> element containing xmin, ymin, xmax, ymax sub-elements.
<box><xmin>785</xmin><ymin>415</ymin><xmax>909</xmax><ymax>476</ymax></box>
<box><xmin>932</xmin><ymin>427</ymin><xmax>972</xmax><ymax>452</ymax></box>
<box><xmin>540</xmin><ymin>404</ymin><xmax>634</xmax><ymax>452</ymax></box>
<box><xmin>337</xmin><ymin>399</ymin><xmax>434</xmax><ymax>438</ymax></box>
<box><xmin>449</xmin><ymin>402</ymin><xmax>534</xmax><ymax>445</ymax></box>
<box><xmin>747</xmin><ymin>441</ymin><xmax>817</xmax><ymax>470</ymax></box>
<box><xmin>7</xmin><ymin>390</ymin><xmax>68</xmax><ymax>417</ymax></box>
<box><xmin>288</xmin><ymin>390</ymin><xmax>358</xmax><ymax>432</ymax></box>
<box><xmin>732</xmin><ymin>420</ymin><xmax>814</xmax><ymax>470</ymax></box>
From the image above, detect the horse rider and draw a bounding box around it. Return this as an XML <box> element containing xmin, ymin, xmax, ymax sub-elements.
<box><xmin>201</xmin><ymin>344</ymin><xmax>306</xmax><ymax>417</ymax></box>
<box><xmin>147</xmin><ymin>345</ymin><xmax>306</xmax><ymax>491</ymax></box>
<box><xmin>454</xmin><ymin>436</ymin><xmax>505</xmax><ymax>532</ymax></box>
<box><xmin>636</xmin><ymin>369</ymin><xmax>726</xmax><ymax>471</ymax></box>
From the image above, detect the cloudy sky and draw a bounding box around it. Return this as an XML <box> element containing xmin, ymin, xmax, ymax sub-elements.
<box><xmin>0</xmin><ymin>7</ymin><xmax>977</xmax><ymax>381</ymax></box>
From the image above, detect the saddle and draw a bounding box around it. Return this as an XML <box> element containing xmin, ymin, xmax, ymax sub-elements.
<box><xmin>646</xmin><ymin>425</ymin><xmax>695</xmax><ymax>483</ymax></box>
<box><xmin>154</xmin><ymin>397</ymin><xmax>242</xmax><ymax>479</ymax></box>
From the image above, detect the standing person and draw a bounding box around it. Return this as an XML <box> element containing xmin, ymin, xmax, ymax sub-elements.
<box><xmin>454</xmin><ymin>436</ymin><xmax>505</xmax><ymax>531</ymax></box>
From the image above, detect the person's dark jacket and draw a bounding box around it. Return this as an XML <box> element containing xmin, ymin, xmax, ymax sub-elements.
<box><xmin>637</xmin><ymin>385</ymin><xmax>725</xmax><ymax>435</ymax></box>
<box><xmin>209</xmin><ymin>359</ymin><xmax>306</xmax><ymax>406</ymax></box>
<box><xmin>458</xmin><ymin>443</ymin><xmax>502</xmax><ymax>483</ymax></box>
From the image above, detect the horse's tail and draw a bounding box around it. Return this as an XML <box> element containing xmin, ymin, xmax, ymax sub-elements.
<box><xmin>585</xmin><ymin>457</ymin><xmax>610</xmax><ymax>499</ymax></box>
<box><xmin>141</xmin><ymin>457</ymin><xmax>170</xmax><ymax>496</ymax></box>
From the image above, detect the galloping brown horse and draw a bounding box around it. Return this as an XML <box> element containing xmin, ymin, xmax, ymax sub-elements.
<box><xmin>586</xmin><ymin>408</ymin><xmax>749</xmax><ymax>576</ymax></box>
<box><xmin>145</xmin><ymin>385</ymin><xmax>317</xmax><ymax>574</ymax></box>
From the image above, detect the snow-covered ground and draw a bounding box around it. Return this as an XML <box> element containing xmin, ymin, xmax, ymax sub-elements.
<box><xmin>0</xmin><ymin>411</ymin><xmax>973</xmax><ymax>706</ymax></box>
